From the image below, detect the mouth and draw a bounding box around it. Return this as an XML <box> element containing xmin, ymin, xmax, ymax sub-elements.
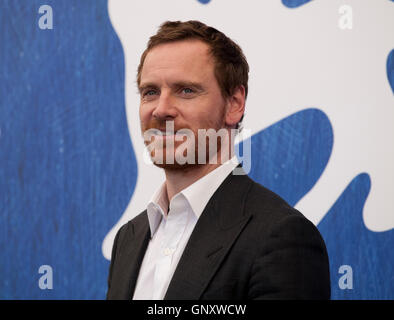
<box><xmin>150</xmin><ymin>129</ymin><xmax>175</xmax><ymax>137</ymax></box>
<box><xmin>158</xmin><ymin>129</ymin><xmax>175</xmax><ymax>135</ymax></box>
<box><xmin>150</xmin><ymin>128</ymin><xmax>190</xmax><ymax>137</ymax></box>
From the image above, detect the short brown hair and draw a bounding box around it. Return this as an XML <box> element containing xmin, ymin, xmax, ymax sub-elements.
<box><xmin>137</xmin><ymin>20</ymin><xmax>249</xmax><ymax>126</ymax></box>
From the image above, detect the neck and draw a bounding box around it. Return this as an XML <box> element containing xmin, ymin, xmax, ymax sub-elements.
<box><xmin>164</xmin><ymin>145</ymin><xmax>234</xmax><ymax>201</ymax></box>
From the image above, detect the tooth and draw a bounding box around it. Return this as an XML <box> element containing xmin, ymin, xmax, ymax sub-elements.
<box><xmin>103</xmin><ymin>0</ymin><xmax>394</xmax><ymax>259</ymax></box>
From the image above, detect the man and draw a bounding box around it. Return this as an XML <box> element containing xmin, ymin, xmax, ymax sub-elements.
<box><xmin>106</xmin><ymin>20</ymin><xmax>330</xmax><ymax>300</ymax></box>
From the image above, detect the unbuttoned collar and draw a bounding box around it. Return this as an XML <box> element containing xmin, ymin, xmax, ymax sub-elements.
<box><xmin>146</xmin><ymin>156</ymin><xmax>240</xmax><ymax>237</ymax></box>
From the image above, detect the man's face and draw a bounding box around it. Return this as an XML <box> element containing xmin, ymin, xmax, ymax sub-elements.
<box><xmin>139</xmin><ymin>39</ymin><xmax>229</xmax><ymax>169</ymax></box>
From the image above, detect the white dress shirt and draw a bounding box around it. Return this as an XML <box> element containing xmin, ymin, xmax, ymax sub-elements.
<box><xmin>132</xmin><ymin>157</ymin><xmax>239</xmax><ymax>300</ymax></box>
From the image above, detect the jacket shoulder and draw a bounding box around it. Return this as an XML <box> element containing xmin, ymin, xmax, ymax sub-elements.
<box><xmin>242</xmin><ymin>177</ymin><xmax>330</xmax><ymax>299</ymax></box>
<box><xmin>245</xmin><ymin>176</ymin><xmax>302</xmax><ymax>221</ymax></box>
<box><xmin>114</xmin><ymin>210</ymin><xmax>148</xmax><ymax>244</ymax></box>
<box><xmin>243</xmin><ymin>176</ymin><xmax>325</xmax><ymax>247</ymax></box>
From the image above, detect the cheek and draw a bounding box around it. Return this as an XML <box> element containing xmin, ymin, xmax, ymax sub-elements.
<box><xmin>182</xmin><ymin>110</ymin><xmax>206</xmax><ymax>129</ymax></box>
<box><xmin>200</xmin><ymin>99</ymin><xmax>226</xmax><ymax>126</ymax></box>
<box><xmin>191</xmin><ymin>97</ymin><xmax>221</xmax><ymax>120</ymax></box>
<box><xmin>186</xmin><ymin>112</ymin><xmax>220</xmax><ymax>132</ymax></box>
<box><xmin>139</xmin><ymin>104</ymin><xmax>150</xmax><ymax>124</ymax></box>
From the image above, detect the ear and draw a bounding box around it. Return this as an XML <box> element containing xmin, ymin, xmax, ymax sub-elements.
<box><xmin>225</xmin><ymin>85</ymin><xmax>246</xmax><ymax>129</ymax></box>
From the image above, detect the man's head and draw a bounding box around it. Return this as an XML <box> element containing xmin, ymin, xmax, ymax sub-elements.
<box><xmin>138</xmin><ymin>20</ymin><xmax>249</xmax><ymax>169</ymax></box>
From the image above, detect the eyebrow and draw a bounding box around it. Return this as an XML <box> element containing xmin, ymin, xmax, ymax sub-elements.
<box><xmin>138</xmin><ymin>81</ymin><xmax>205</xmax><ymax>94</ymax></box>
<box><xmin>138</xmin><ymin>82</ymin><xmax>158</xmax><ymax>94</ymax></box>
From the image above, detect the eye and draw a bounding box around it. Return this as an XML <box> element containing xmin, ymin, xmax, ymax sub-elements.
<box><xmin>144</xmin><ymin>89</ymin><xmax>157</xmax><ymax>96</ymax></box>
<box><xmin>141</xmin><ymin>89</ymin><xmax>159</xmax><ymax>101</ymax></box>
<box><xmin>181</xmin><ymin>87</ymin><xmax>194</xmax><ymax>94</ymax></box>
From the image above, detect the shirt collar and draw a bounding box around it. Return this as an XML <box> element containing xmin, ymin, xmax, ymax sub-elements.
<box><xmin>146</xmin><ymin>156</ymin><xmax>240</xmax><ymax>237</ymax></box>
<box><xmin>146</xmin><ymin>183</ymin><xmax>168</xmax><ymax>237</ymax></box>
<box><xmin>181</xmin><ymin>156</ymin><xmax>239</xmax><ymax>220</ymax></box>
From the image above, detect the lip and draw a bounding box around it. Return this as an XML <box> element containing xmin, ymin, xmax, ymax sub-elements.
<box><xmin>151</xmin><ymin>128</ymin><xmax>187</xmax><ymax>135</ymax></box>
<box><xmin>153</xmin><ymin>130</ymin><xmax>176</xmax><ymax>136</ymax></box>
<box><xmin>154</xmin><ymin>133</ymin><xmax>176</xmax><ymax>138</ymax></box>
<box><xmin>150</xmin><ymin>129</ymin><xmax>190</xmax><ymax>141</ymax></box>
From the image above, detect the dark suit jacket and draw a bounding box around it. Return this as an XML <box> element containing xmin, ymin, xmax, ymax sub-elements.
<box><xmin>106</xmin><ymin>167</ymin><xmax>331</xmax><ymax>300</ymax></box>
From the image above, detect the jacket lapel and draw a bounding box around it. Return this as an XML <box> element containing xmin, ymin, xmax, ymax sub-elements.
<box><xmin>164</xmin><ymin>168</ymin><xmax>253</xmax><ymax>300</ymax></box>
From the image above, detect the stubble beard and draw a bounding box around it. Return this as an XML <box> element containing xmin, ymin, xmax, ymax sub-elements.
<box><xmin>142</xmin><ymin>107</ymin><xmax>228</xmax><ymax>171</ymax></box>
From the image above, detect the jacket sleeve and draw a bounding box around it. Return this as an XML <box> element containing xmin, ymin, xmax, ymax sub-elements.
<box><xmin>248</xmin><ymin>213</ymin><xmax>331</xmax><ymax>299</ymax></box>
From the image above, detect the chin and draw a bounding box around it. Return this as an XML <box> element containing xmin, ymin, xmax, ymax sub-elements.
<box><xmin>149</xmin><ymin>150</ymin><xmax>196</xmax><ymax>169</ymax></box>
<box><xmin>152</xmin><ymin>162</ymin><xmax>199</xmax><ymax>171</ymax></box>
<box><xmin>147</xmin><ymin>142</ymin><xmax>224</xmax><ymax>170</ymax></box>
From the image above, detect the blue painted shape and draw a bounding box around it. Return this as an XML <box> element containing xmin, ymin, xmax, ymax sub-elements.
<box><xmin>197</xmin><ymin>0</ymin><xmax>211</xmax><ymax>4</ymax></box>
<box><xmin>282</xmin><ymin>0</ymin><xmax>313</xmax><ymax>8</ymax></box>
<box><xmin>387</xmin><ymin>49</ymin><xmax>394</xmax><ymax>94</ymax></box>
<box><xmin>0</xmin><ymin>0</ymin><xmax>137</xmax><ymax>299</ymax></box>
<box><xmin>318</xmin><ymin>174</ymin><xmax>394</xmax><ymax>299</ymax></box>
<box><xmin>239</xmin><ymin>108</ymin><xmax>333</xmax><ymax>206</ymax></box>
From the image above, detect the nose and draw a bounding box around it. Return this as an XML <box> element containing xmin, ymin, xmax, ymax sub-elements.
<box><xmin>152</xmin><ymin>90</ymin><xmax>178</xmax><ymax>121</ymax></box>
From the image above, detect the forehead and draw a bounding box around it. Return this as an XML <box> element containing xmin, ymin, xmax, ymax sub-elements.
<box><xmin>140</xmin><ymin>40</ymin><xmax>215</xmax><ymax>84</ymax></box>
